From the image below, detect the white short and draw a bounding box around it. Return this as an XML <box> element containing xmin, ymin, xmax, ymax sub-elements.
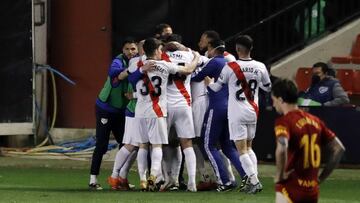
<box><xmin>136</xmin><ymin>117</ymin><xmax>168</xmax><ymax>144</ymax></box>
<box><xmin>167</xmin><ymin>106</ymin><xmax>195</xmax><ymax>139</ymax></box>
<box><xmin>229</xmin><ymin>121</ymin><xmax>257</xmax><ymax>141</ymax></box>
<box><xmin>122</xmin><ymin>116</ymin><xmax>140</xmax><ymax>146</ymax></box>
<box><xmin>192</xmin><ymin>96</ymin><xmax>208</xmax><ymax>137</ymax></box>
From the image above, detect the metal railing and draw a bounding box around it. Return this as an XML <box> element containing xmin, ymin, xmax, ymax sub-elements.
<box><xmin>224</xmin><ymin>0</ymin><xmax>360</xmax><ymax>66</ymax></box>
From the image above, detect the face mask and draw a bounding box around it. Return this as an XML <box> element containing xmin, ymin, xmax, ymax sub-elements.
<box><xmin>311</xmin><ymin>75</ymin><xmax>321</xmax><ymax>85</ymax></box>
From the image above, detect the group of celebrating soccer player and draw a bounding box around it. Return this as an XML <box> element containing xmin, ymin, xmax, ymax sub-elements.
<box><xmin>88</xmin><ymin>23</ymin><xmax>345</xmax><ymax>202</ymax></box>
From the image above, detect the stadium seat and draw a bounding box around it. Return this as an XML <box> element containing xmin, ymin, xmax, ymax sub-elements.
<box><xmin>336</xmin><ymin>69</ymin><xmax>354</xmax><ymax>94</ymax></box>
<box><xmin>331</xmin><ymin>56</ymin><xmax>352</xmax><ymax>64</ymax></box>
<box><xmin>352</xmin><ymin>70</ymin><xmax>360</xmax><ymax>94</ymax></box>
<box><xmin>295</xmin><ymin>67</ymin><xmax>312</xmax><ymax>92</ymax></box>
<box><xmin>332</xmin><ymin>33</ymin><xmax>360</xmax><ymax>64</ymax></box>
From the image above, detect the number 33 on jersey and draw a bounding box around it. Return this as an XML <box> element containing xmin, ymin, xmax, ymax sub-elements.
<box><xmin>135</xmin><ymin>60</ymin><xmax>180</xmax><ymax>118</ymax></box>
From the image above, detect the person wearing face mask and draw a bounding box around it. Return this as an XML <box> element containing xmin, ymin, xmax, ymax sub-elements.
<box><xmin>300</xmin><ymin>62</ymin><xmax>349</xmax><ymax>106</ymax></box>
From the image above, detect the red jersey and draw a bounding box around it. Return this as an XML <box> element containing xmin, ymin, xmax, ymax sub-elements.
<box><xmin>274</xmin><ymin>110</ymin><xmax>335</xmax><ymax>202</ymax></box>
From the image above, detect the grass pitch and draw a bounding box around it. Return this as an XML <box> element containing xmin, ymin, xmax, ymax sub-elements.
<box><xmin>0</xmin><ymin>157</ymin><xmax>359</xmax><ymax>203</ymax></box>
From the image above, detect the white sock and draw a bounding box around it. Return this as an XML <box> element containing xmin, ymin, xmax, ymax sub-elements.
<box><xmin>111</xmin><ymin>147</ymin><xmax>131</xmax><ymax>178</ymax></box>
<box><xmin>183</xmin><ymin>147</ymin><xmax>196</xmax><ymax>187</ymax></box>
<box><xmin>248</xmin><ymin>149</ymin><xmax>258</xmax><ymax>175</ymax></box>
<box><xmin>220</xmin><ymin>150</ymin><xmax>235</xmax><ymax>182</ymax></box>
<box><xmin>239</xmin><ymin>153</ymin><xmax>258</xmax><ymax>184</ymax></box>
<box><xmin>137</xmin><ymin>148</ymin><xmax>148</xmax><ymax>181</ymax></box>
<box><xmin>149</xmin><ymin>147</ymin><xmax>164</xmax><ymax>183</ymax></box>
<box><xmin>90</xmin><ymin>175</ymin><xmax>97</xmax><ymax>184</ymax></box>
<box><xmin>151</xmin><ymin>147</ymin><xmax>163</xmax><ymax>177</ymax></box>
<box><xmin>171</xmin><ymin>146</ymin><xmax>182</xmax><ymax>184</ymax></box>
<box><xmin>119</xmin><ymin>149</ymin><xmax>137</xmax><ymax>179</ymax></box>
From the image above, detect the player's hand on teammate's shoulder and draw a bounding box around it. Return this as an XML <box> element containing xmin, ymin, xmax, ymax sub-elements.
<box><xmin>204</xmin><ymin>76</ymin><xmax>214</xmax><ymax>86</ymax></box>
<box><xmin>118</xmin><ymin>68</ymin><xmax>129</xmax><ymax>80</ymax></box>
<box><xmin>192</xmin><ymin>50</ymin><xmax>200</xmax><ymax>58</ymax></box>
<box><xmin>124</xmin><ymin>91</ymin><xmax>134</xmax><ymax>100</ymax></box>
<box><xmin>141</xmin><ymin>61</ymin><xmax>156</xmax><ymax>72</ymax></box>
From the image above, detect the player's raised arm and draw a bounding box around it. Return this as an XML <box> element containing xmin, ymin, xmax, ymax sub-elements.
<box><xmin>176</xmin><ymin>51</ymin><xmax>200</xmax><ymax>75</ymax></box>
<box><xmin>127</xmin><ymin>61</ymin><xmax>155</xmax><ymax>87</ymax></box>
<box><xmin>206</xmin><ymin>65</ymin><xmax>229</xmax><ymax>92</ymax></box>
<box><xmin>117</xmin><ymin>69</ymin><xmax>129</xmax><ymax>80</ymax></box>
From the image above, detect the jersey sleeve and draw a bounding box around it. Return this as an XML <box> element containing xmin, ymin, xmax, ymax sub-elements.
<box><xmin>109</xmin><ymin>58</ymin><xmax>126</xmax><ymax>87</ymax></box>
<box><xmin>128</xmin><ymin>68</ymin><xmax>143</xmax><ymax>87</ymax></box>
<box><xmin>207</xmin><ymin>66</ymin><xmax>229</xmax><ymax>92</ymax></box>
<box><xmin>259</xmin><ymin>63</ymin><xmax>272</xmax><ymax>92</ymax></box>
<box><xmin>128</xmin><ymin>57</ymin><xmax>139</xmax><ymax>73</ymax></box>
<box><xmin>223</xmin><ymin>52</ymin><xmax>236</xmax><ymax>62</ymax></box>
<box><xmin>128</xmin><ymin>60</ymin><xmax>138</xmax><ymax>73</ymax></box>
<box><xmin>197</xmin><ymin>55</ymin><xmax>209</xmax><ymax>67</ymax></box>
<box><xmin>274</xmin><ymin>117</ymin><xmax>290</xmax><ymax>139</ymax></box>
<box><xmin>218</xmin><ymin>65</ymin><xmax>230</xmax><ymax>84</ymax></box>
<box><xmin>166</xmin><ymin>61</ymin><xmax>180</xmax><ymax>74</ymax></box>
<box><xmin>191</xmin><ymin>59</ymin><xmax>218</xmax><ymax>82</ymax></box>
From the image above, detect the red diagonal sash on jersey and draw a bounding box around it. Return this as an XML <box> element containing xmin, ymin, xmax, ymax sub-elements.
<box><xmin>174</xmin><ymin>80</ymin><xmax>191</xmax><ymax>106</ymax></box>
<box><xmin>137</xmin><ymin>59</ymin><xmax>144</xmax><ymax>67</ymax></box>
<box><xmin>142</xmin><ymin>73</ymin><xmax>164</xmax><ymax>117</ymax></box>
<box><xmin>139</xmin><ymin>59</ymin><xmax>163</xmax><ymax>117</ymax></box>
<box><xmin>228</xmin><ymin>61</ymin><xmax>259</xmax><ymax>118</ymax></box>
<box><xmin>161</xmin><ymin>53</ymin><xmax>171</xmax><ymax>62</ymax></box>
<box><xmin>162</xmin><ymin>52</ymin><xmax>191</xmax><ymax>106</ymax></box>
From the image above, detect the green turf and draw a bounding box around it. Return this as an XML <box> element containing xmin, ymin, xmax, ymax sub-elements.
<box><xmin>0</xmin><ymin>157</ymin><xmax>359</xmax><ymax>203</ymax></box>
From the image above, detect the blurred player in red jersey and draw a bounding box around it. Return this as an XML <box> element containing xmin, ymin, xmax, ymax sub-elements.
<box><xmin>271</xmin><ymin>78</ymin><xmax>345</xmax><ymax>203</ymax></box>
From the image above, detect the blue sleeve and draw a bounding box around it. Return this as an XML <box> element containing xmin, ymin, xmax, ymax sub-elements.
<box><xmin>191</xmin><ymin>60</ymin><xmax>217</xmax><ymax>82</ymax></box>
<box><xmin>109</xmin><ymin>58</ymin><xmax>125</xmax><ymax>87</ymax></box>
<box><xmin>128</xmin><ymin>69</ymin><xmax>143</xmax><ymax>87</ymax></box>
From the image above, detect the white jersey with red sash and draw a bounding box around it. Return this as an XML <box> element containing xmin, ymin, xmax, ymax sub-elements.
<box><xmin>190</xmin><ymin>55</ymin><xmax>210</xmax><ymax>100</ymax></box>
<box><xmin>211</xmin><ymin>59</ymin><xmax>271</xmax><ymax>124</ymax></box>
<box><xmin>128</xmin><ymin>55</ymin><xmax>147</xmax><ymax>73</ymax></box>
<box><xmin>223</xmin><ymin>51</ymin><xmax>236</xmax><ymax>62</ymax></box>
<box><xmin>134</xmin><ymin>59</ymin><xmax>179</xmax><ymax>118</ymax></box>
<box><xmin>164</xmin><ymin>50</ymin><xmax>194</xmax><ymax>107</ymax></box>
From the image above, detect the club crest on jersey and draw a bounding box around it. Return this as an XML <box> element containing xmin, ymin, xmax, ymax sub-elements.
<box><xmin>319</xmin><ymin>86</ymin><xmax>329</xmax><ymax>94</ymax></box>
<box><xmin>101</xmin><ymin>118</ymin><xmax>108</xmax><ymax>125</ymax></box>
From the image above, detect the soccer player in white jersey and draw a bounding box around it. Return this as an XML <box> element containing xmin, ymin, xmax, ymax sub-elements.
<box><xmin>191</xmin><ymin>55</ymin><xmax>215</xmax><ymax>190</ymax></box>
<box><xmin>128</xmin><ymin>38</ymin><xmax>199</xmax><ymax>191</ymax></box>
<box><xmin>207</xmin><ymin>35</ymin><xmax>272</xmax><ymax>194</ymax></box>
<box><xmin>158</xmin><ymin>34</ymin><xmax>199</xmax><ymax>192</ymax></box>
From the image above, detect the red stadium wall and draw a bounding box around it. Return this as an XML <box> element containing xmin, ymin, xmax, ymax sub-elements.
<box><xmin>49</xmin><ymin>0</ymin><xmax>112</xmax><ymax>128</ymax></box>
